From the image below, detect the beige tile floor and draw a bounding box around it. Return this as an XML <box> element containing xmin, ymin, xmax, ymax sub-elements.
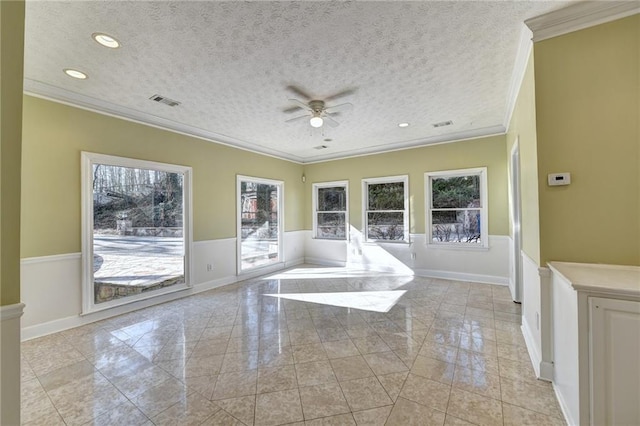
<box><xmin>21</xmin><ymin>266</ymin><xmax>566</xmax><ymax>425</ymax></box>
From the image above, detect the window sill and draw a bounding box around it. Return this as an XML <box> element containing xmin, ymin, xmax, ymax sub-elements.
<box><xmin>363</xmin><ymin>240</ymin><xmax>411</xmax><ymax>245</ymax></box>
<box><xmin>426</xmin><ymin>243</ymin><xmax>489</xmax><ymax>251</ymax></box>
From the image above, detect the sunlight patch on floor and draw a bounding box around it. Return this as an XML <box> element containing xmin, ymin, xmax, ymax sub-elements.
<box><xmin>263</xmin><ymin>290</ymin><xmax>407</xmax><ymax>313</ymax></box>
<box><xmin>264</xmin><ymin>267</ymin><xmax>410</xmax><ymax>280</ymax></box>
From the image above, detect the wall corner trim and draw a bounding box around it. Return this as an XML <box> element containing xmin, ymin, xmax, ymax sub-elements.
<box><xmin>539</xmin><ymin>361</ymin><xmax>554</xmax><ymax>382</ymax></box>
<box><xmin>0</xmin><ymin>303</ymin><xmax>25</xmax><ymax>321</ymax></box>
<box><xmin>538</xmin><ymin>266</ymin><xmax>551</xmax><ymax>278</ymax></box>
<box><xmin>525</xmin><ymin>1</ymin><xmax>640</xmax><ymax>42</ymax></box>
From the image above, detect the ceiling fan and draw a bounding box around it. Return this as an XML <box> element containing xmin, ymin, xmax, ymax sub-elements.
<box><xmin>284</xmin><ymin>85</ymin><xmax>354</xmax><ymax>128</ymax></box>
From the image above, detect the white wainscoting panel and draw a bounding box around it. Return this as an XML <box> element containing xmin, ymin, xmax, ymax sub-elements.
<box><xmin>304</xmin><ymin>231</ymin><xmax>348</xmax><ymax>267</ymax></box>
<box><xmin>412</xmin><ymin>235</ymin><xmax>510</xmax><ymax>285</ymax></box>
<box><xmin>520</xmin><ymin>250</ymin><xmax>553</xmax><ymax>381</ymax></box>
<box><xmin>21</xmin><ymin>253</ymin><xmax>82</xmax><ymax>330</ymax></box>
<box><xmin>284</xmin><ymin>230</ymin><xmax>306</xmax><ymax>268</ymax></box>
<box><xmin>20</xmin><ymin>232</ymin><xmax>304</xmax><ymax>340</ymax></box>
<box><xmin>193</xmin><ymin>238</ymin><xmax>237</xmax><ymax>285</ymax></box>
<box><xmin>550</xmin><ymin>267</ymin><xmax>580</xmax><ymax>426</ymax></box>
<box><xmin>302</xmin><ymin>232</ymin><xmax>510</xmax><ymax>284</ymax></box>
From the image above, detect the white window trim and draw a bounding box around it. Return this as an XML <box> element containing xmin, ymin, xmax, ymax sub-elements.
<box><xmin>312</xmin><ymin>180</ymin><xmax>349</xmax><ymax>241</ymax></box>
<box><xmin>362</xmin><ymin>175</ymin><xmax>409</xmax><ymax>243</ymax></box>
<box><xmin>236</xmin><ymin>175</ymin><xmax>285</xmax><ymax>275</ymax></box>
<box><xmin>425</xmin><ymin>167</ymin><xmax>488</xmax><ymax>249</ymax></box>
<box><xmin>81</xmin><ymin>152</ymin><xmax>193</xmax><ymax>315</ymax></box>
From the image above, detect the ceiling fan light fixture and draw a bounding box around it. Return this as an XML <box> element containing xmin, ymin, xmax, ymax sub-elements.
<box><xmin>310</xmin><ymin>116</ymin><xmax>324</xmax><ymax>128</ymax></box>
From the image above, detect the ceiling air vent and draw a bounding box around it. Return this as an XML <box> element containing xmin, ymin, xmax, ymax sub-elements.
<box><xmin>314</xmin><ymin>145</ymin><xmax>328</xmax><ymax>150</ymax></box>
<box><xmin>149</xmin><ymin>94</ymin><xmax>181</xmax><ymax>107</ymax></box>
<box><xmin>433</xmin><ymin>120</ymin><xmax>453</xmax><ymax>128</ymax></box>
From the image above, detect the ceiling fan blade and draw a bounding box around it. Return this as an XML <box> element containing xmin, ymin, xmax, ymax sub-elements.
<box><xmin>288</xmin><ymin>99</ymin><xmax>311</xmax><ymax>111</ymax></box>
<box><xmin>324</xmin><ymin>88</ymin><xmax>356</xmax><ymax>102</ymax></box>
<box><xmin>285</xmin><ymin>114</ymin><xmax>310</xmax><ymax>123</ymax></box>
<box><xmin>286</xmin><ymin>85</ymin><xmax>314</xmax><ymax>101</ymax></box>
<box><xmin>323</xmin><ymin>115</ymin><xmax>340</xmax><ymax>128</ymax></box>
<box><xmin>324</xmin><ymin>102</ymin><xmax>353</xmax><ymax>114</ymax></box>
<box><xmin>283</xmin><ymin>106</ymin><xmax>304</xmax><ymax>114</ymax></box>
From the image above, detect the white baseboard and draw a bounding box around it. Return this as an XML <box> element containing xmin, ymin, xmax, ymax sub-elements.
<box><xmin>305</xmin><ymin>257</ymin><xmax>347</xmax><ymax>268</ymax></box>
<box><xmin>553</xmin><ymin>382</ymin><xmax>576</xmax><ymax>426</ymax></box>
<box><xmin>414</xmin><ymin>268</ymin><xmax>509</xmax><ymax>286</ymax></box>
<box><xmin>284</xmin><ymin>258</ymin><xmax>305</xmax><ymax>269</ymax></box>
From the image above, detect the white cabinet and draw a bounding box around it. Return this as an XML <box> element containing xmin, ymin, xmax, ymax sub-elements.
<box><xmin>589</xmin><ymin>297</ymin><xmax>640</xmax><ymax>426</ymax></box>
<box><xmin>549</xmin><ymin>262</ymin><xmax>640</xmax><ymax>426</ymax></box>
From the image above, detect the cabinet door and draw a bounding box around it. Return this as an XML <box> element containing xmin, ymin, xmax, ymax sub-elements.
<box><xmin>589</xmin><ymin>297</ymin><xmax>640</xmax><ymax>426</ymax></box>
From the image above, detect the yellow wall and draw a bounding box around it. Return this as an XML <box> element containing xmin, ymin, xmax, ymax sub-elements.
<box><xmin>534</xmin><ymin>15</ymin><xmax>640</xmax><ymax>266</ymax></box>
<box><xmin>21</xmin><ymin>96</ymin><xmax>304</xmax><ymax>258</ymax></box>
<box><xmin>0</xmin><ymin>0</ymin><xmax>25</xmax><ymax>305</ymax></box>
<box><xmin>506</xmin><ymin>51</ymin><xmax>541</xmax><ymax>264</ymax></box>
<box><xmin>303</xmin><ymin>135</ymin><xmax>509</xmax><ymax>236</ymax></box>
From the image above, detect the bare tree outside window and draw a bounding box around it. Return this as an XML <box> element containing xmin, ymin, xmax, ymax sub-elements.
<box><xmin>315</xmin><ymin>184</ymin><xmax>347</xmax><ymax>239</ymax></box>
<box><xmin>91</xmin><ymin>163</ymin><xmax>185</xmax><ymax>304</ymax></box>
<box><xmin>427</xmin><ymin>168</ymin><xmax>487</xmax><ymax>247</ymax></box>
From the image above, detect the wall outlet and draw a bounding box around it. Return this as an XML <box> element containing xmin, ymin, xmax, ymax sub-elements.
<box><xmin>206</xmin><ymin>263</ymin><xmax>213</xmax><ymax>272</ymax></box>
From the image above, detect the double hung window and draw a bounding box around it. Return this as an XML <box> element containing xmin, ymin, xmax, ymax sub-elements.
<box><xmin>426</xmin><ymin>167</ymin><xmax>488</xmax><ymax>248</ymax></box>
<box><xmin>313</xmin><ymin>181</ymin><xmax>348</xmax><ymax>240</ymax></box>
<box><xmin>362</xmin><ymin>176</ymin><xmax>409</xmax><ymax>242</ymax></box>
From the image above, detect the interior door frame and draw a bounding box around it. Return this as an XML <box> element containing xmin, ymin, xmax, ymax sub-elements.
<box><xmin>509</xmin><ymin>139</ymin><xmax>523</xmax><ymax>302</ymax></box>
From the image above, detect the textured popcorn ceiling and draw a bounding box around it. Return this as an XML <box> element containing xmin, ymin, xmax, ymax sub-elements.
<box><xmin>23</xmin><ymin>1</ymin><xmax>572</xmax><ymax>163</ymax></box>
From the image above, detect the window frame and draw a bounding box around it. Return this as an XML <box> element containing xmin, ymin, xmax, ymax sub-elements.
<box><xmin>425</xmin><ymin>167</ymin><xmax>488</xmax><ymax>249</ymax></box>
<box><xmin>236</xmin><ymin>175</ymin><xmax>284</xmax><ymax>275</ymax></box>
<box><xmin>362</xmin><ymin>175</ymin><xmax>409</xmax><ymax>243</ymax></box>
<box><xmin>81</xmin><ymin>152</ymin><xmax>193</xmax><ymax>315</ymax></box>
<box><xmin>312</xmin><ymin>180</ymin><xmax>349</xmax><ymax>241</ymax></box>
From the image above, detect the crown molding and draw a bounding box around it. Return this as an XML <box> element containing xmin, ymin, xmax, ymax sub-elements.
<box><xmin>503</xmin><ymin>24</ymin><xmax>533</xmax><ymax>129</ymax></box>
<box><xmin>303</xmin><ymin>125</ymin><xmax>506</xmax><ymax>164</ymax></box>
<box><xmin>23</xmin><ymin>79</ymin><xmax>306</xmax><ymax>164</ymax></box>
<box><xmin>525</xmin><ymin>1</ymin><xmax>639</xmax><ymax>42</ymax></box>
<box><xmin>24</xmin><ymin>79</ymin><xmax>508</xmax><ymax>165</ymax></box>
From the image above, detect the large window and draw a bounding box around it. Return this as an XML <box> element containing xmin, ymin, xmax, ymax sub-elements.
<box><xmin>362</xmin><ymin>175</ymin><xmax>409</xmax><ymax>242</ymax></box>
<box><xmin>426</xmin><ymin>167</ymin><xmax>488</xmax><ymax>248</ymax></box>
<box><xmin>313</xmin><ymin>181</ymin><xmax>348</xmax><ymax>240</ymax></box>
<box><xmin>81</xmin><ymin>153</ymin><xmax>192</xmax><ymax>314</ymax></box>
<box><xmin>237</xmin><ymin>175</ymin><xmax>283</xmax><ymax>273</ymax></box>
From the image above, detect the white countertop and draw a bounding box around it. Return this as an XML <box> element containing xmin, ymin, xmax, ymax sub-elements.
<box><xmin>548</xmin><ymin>262</ymin><xmax>640</xmax><ymax>298</ymax></box>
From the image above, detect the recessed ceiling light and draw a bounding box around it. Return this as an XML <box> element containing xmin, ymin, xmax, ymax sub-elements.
<box><xmin>63</xmin><ymin>69</ymin><xmax>87</xmax><ymax>79</ymax></box>
<box><xmin>92</xmin><ymin>32</ymin><xmax>120</xmax><ymax>48</ymax></box>
<box><xmin>398</xmin><ymin>122</ymin><xmax>410</xmax><ymax>128</ymax></box>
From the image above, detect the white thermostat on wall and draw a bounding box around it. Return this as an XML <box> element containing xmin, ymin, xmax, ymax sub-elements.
<box><xmin>548</xmin><ymin>172</ymin><xmax>571</xmax><ymax>186</ymax></box>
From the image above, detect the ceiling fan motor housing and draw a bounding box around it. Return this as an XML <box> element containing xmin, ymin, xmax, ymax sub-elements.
<box><xmin>309</xmin><ymin>100</ymin><xmax>325</xmax><ymax>115</ymax></box>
